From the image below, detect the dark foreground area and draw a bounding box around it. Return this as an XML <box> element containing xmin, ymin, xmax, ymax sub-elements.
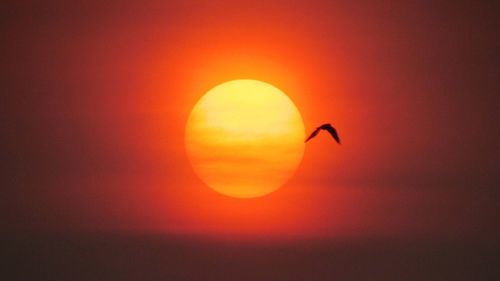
<box><xmin>3</xmin><ymin>232</ymin><xmax>498</xmax><ymax>281</ymax></box>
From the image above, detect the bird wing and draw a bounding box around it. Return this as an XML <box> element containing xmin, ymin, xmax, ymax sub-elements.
<box><xmin>305</xmin><ymin>127</ymin><xmax>321</xmax><ymax>142</ymax></box>
<box><xmin>325</xmin><ymin>125</ymin><xmax>341</xmax><ymax>144</ymax></box>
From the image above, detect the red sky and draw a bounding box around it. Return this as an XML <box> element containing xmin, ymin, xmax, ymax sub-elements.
<box><xmin>3</xmin><ymin>1</ymin><xmax>498</xmax><ymax>241</ymax></box>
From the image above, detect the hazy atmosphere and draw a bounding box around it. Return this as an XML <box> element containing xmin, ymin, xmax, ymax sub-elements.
<box><xmin>2</xmin><ymin>1</ymin><xmax>499</xmax><ymax>280</ymax></box>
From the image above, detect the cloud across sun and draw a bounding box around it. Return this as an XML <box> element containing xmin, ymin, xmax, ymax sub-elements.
<box><xmin>185</xmin><ymin>79</ymin><xmax>305</xmax><ymax>198</ymax></box>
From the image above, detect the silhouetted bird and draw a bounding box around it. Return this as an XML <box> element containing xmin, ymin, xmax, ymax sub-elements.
<box><xmin>305</xmin><ymin>123</ymin><xmax>341</xmax><ymax>144</ymax></box>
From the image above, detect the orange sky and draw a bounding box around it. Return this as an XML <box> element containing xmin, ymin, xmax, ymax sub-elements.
<box><xmin>3</xmin><ymin>1</ymin><xmax>498</xmax><ymax>241</ymax></box>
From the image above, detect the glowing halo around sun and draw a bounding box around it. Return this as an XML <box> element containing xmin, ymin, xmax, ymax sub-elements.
<box><xmin>185</xmin><ymin>79</ymin><xmax>306</xmax><ymax>198</ymax></box>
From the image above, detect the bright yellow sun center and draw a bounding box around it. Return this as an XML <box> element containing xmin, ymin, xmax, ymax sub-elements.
<box><xmin>185</xmin><ymin>79</ymin><xmax>305</xmax><ymax>198</ymax></box>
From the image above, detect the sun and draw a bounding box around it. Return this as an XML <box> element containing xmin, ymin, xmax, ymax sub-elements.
<box><xmin>185</xmin><ymin>79</ymin><xmax>305</xmax><ymax>198</ymax></box>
